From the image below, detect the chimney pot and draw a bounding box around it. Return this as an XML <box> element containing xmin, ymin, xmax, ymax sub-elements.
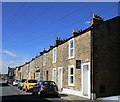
<box><xmin>72</xmin><ymin>29</ymin><xmax>82</xmax><ymax>37</ymax></box>
<box><xmin>91</xmin><ymin>14</ymin><xmax>104</xmax><ymax>25</ymax></box>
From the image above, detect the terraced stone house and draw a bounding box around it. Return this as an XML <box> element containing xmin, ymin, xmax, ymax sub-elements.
<box><xmin>13</xmin><ymin>15</ymin><xmax>120</xmax><ymax>99</ymax></box>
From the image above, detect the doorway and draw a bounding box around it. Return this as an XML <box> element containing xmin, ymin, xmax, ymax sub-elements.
<box><xmin>82</xmin><ymin>62</ymin><xmax>90</xmax><ymax>97</ymax></box>
<box><xmin>58</xmin><ymin>67</ymin><xmax>63</xmax><ymax>91</ymax></box>
<box><xmin>46</xmin><ymin>70</ymin><xmax>48</xmax><ymax>81</ymax></box>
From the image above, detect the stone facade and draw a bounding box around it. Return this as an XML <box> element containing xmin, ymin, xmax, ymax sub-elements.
<box><xmin>14</xmin><ymin>67</ymin><xmax>18</xmax><ymax>79</ymax></box>
<box><xmin>35</xmin><ymin>30</ymin><xmax>92</xmax><ymax>98</ymax></box>
<box><xmin>34</xmin><ymin>54</ymin><xmax>43</xmax><ymax>80</ymax></box>
<box><xmin>28</xmin><ymin>58</ymin><xmax>35</xmax><ymax>79</ymax></box>
<box><xmin>21</xmin><ymin>63</ymin><xmax>28</xmax><ymax>79</ymax></box>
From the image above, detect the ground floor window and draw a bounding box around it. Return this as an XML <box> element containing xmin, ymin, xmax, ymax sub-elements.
<box><xmin>35</xmin><ymin>72</ymin><xmax>40</xmax><ymax>80</ymax></box>
<box><xmin>68</xmin><ymin>65</ymin><xmax>74</xmax><ymax>86</ymax></box>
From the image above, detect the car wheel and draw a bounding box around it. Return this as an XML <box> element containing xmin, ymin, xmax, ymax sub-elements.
<box><xmin>37</xmin><ymin>91</ymin><xmax>40</xmax><ymax>96</ymax></box>
<box><xmin>32</xmin><ymin>91</ymin><xmax>35</xmax><ymax>95</ymax></box>
<box><xmin>23</xmin><ymin>88</ymin><xmax>25</xmax><ymax>91</ymax></box>
<box><xmin>32</xmin><ymin>90</ymin><xmax>38</xmax><ymax>96</ymax></box>
<box><xmin>35</xmin><ymin>92</ymin><xmax>38</xmax><ymax>96</ymax></box>
<box><xmin>39</xmin><ymin>91</ymin><xmax>44</xmax><ymax>98</ymax></box>
<box><xmin>55</xmin><ymin>94</ymin><xmax>59</xmax><ymax>98</ymax></box>
<box><xmin>25</xmin><ymin>87</ymin><xmax>28</xmax><ymax>92</ymax></box>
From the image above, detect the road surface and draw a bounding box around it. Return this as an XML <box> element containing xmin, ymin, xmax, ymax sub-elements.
<box><xmin>0</xmin><ymin>79</ymin><xmax>68</xmax><ymax>102</ymax></box>
<box><xmin>0</xmin><ymin>79</ymin><xmax>119</xmax><ymax>102</ymax></box>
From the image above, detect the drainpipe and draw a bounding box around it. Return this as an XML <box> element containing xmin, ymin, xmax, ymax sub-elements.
<box><xmin>90</xmin><ymin>26</ymin><xmax>96</xmax><ymax>100</ymax></box>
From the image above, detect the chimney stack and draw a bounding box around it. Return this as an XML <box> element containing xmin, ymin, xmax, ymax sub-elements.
<box><xmin>55</xmin><ymin>37</ymin><xmax>63</xmax><ymax>45</ymax></box>
<box><xmin>72</xmin><ymin>29</ymin><xmax>82</xmax><ymax>37</ymax></box>
<box><xmin>54</xmin><ymin>37</ymin><xmax>67</xmax><ymax>46</ymax></box>
<box><xmin>91</xmin><ymin>14</ymin><xmax>104</xmax><ymax>25</ymax></box>
<box><xmin>43</xmin><ymin>48</ymin><xmax>47</xmax><ymax>53</ymax></box>
<box><xmin>49</xmin><ymin>45</ymin><xmax>54</xmax><ymax>49</ymax></box>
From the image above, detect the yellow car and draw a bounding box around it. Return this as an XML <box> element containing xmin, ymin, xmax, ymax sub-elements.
<box><xmin>23</xmin><ymin>79</ymin><xmax>37</xmax><ymax>92</ymax></box>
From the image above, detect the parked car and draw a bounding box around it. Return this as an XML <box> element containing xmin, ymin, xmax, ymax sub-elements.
<box><xmin>13</xmin><ymin>79</ymin><xmax>20</xmax><ymax>86</ymax></box>
<box><xmin>7</xmin><ymin>79</ymin><xmax>12</xmax><ymax>84</ymax></box>
<box><xmin>23</xmin><ymin>79</ymin><xmax>37</xmax><ymax>92</ymax></box>
<box><xmin>32</xmin><ymin>80</ymin><xmax>59</xmax><ymax>97</ymax></box>
<box><xmin>18</xmin><ymin>79</ymin><xmax>26</xmax><ymax>90</ymax></box>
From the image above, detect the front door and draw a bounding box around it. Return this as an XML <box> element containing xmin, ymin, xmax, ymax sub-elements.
<box><xmin>58</xmin><ymin>67</ymin><xmax>63</xmax><ymax>91</ymax></box>
<box><xmin>46</xmin><ymin>70</ymin><xmax>48</xmax><ymax>81</ymax></box>
<box><xmin>82</xmin><ymin>62</ymin><xmax>90</xmax><ymax>97</ymax></box>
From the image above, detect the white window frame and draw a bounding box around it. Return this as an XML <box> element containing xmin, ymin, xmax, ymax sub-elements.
<box><xmin>68</xmin><ymin>38</ymin><xmax>75</xmax><ymax>59</ymax></box>
<box><xmin>35</xmin><ymin>72</ymin><xmax>40</xmax><ymax>79</ymax></box>
<box><xmin>68</xmin><ymin>65</ymin><xmax>75</xmax><ymax>86</ymax></box>
<box><xmin>43</xmin><ymin>53</ymin><xmax>46</xmax><ymax>66</ymax></box>
<box><xmin>58</xmin><ymin>67</ymin><xmax>63</xmax><ymax>89</ymax></box>
<box><xmin>53</xmin><ymin>47</ymin><xmax>57</xmax><ymax>63</ymax></box>
<box><xmin>52</xmin><ymin>68</ymin><xmax>56</xmax><ymax>82</ymax></box>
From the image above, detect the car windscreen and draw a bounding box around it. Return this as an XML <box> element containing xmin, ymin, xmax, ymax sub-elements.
<box><xmin>16</xmin><ymin>80</ymin><xmax>19</xmax><ymax>82</ymax></box>
<box><xmin>21</xmin><ymin>79</ymin><xmax>26</xmax><ymax>82</ymax></box>
<box><xmin>43</xmin><ymin>81</ymin><xmax>56</xmax><ymax>86</ymax></box>
<box><xmin>28</xmin><ymin>80</ymin><xmax>37</xmax><ymax>83</ymax></box>
<box><xmin>37</xmin><ymin>81</ymin><xmax>43</xmax><ymax>85</ymax></box>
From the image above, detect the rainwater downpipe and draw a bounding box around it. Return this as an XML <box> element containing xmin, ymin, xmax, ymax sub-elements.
<box><xmin>90</xmin><ymin>26</ymin><xmax>96</xmax><ymax>100</ymax></box>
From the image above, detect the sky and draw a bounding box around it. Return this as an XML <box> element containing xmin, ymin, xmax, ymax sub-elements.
<box><xmin>1</xmin><ymin>2</ymin><xmax>119</xmax><ymax>74</ymax></box>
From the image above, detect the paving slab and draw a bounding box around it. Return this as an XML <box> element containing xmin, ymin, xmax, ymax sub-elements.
<box><xmin>59</xmin><ymin>92</ymin><xmax>88</xmax><ymax>101</ymax></box>
<box><xmin>59</xmin><ymin>92</ymin><xmax>120</xmax><ymax>102</ymax></box>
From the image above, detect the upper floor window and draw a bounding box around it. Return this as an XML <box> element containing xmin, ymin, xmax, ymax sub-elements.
<box><xmin>43</xmin><ymin>53</ymin><xmax>46</xmax><ymax>66</ymax></box>
<box><xmin>53</xmin><ymin>47</ymin><xmax>57</xmax><ymax>63</ymax></box>
<box><xmin>69</xmin><ymin>38</ymin><xmax>75</xmax><ymax>59</ymax></box>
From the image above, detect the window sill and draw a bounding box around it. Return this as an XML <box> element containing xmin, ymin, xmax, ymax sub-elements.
<box><xmin>68</xmin><ymin>56</ymin><xmax>74</xmax><ymax>60</ymax></box>
<box><xmin>52</xmin><ymin>61</ymin><xmax>56</xmax><ymax>64</ymax></box>
<box><xmin>68</xmin><ymin>84</ymin><xmax>74</xmax><ymax>86</ymax></box>
<box><xmin>43</xmin><ymin>64</ymin><xmax>46</xmax><ymax>66</ymax></box>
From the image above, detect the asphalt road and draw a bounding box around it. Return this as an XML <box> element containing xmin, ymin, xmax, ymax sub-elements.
<box><xmin>0</xmin><ymin>79</ymin><xmax>119</xmax><ymax>102</ymax></box>
<box><xmin>0</xmin><ymin>79</ymin><xmax>69</xmax><ymax>102</ymax></box>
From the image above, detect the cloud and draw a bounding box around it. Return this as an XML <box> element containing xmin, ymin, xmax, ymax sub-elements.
<box><xmin>85</xmin><ymin>21</ymin><xmax>91</xmax><ymax>24</ymax></box>
<box><xmin>1</xmin><ymin>53</ymin><xmax>32</xmax><ymax>74</ymax></box>
<box><xmin>0</xmin><ymin>59</ymin><xmax>2</xmax><ymax>73</ymax></box>
<box><xmin>2</xmin><ymin>60</ymin><xmax>22</xmax><ymax>74</ymax></box>
<box><xmin>1</xmin><ymin>59</ymin><xmax>28</xmax><ymax>74</ymax></box>
<box><xmin>1</xmin><ymin>49</ymin><xmax>32</xmax><ymax>74</ymax></box>
<box><xmin>2</xmin><ymin>49</ymin><xmax>17</xmax><ymax>57</ymax></box>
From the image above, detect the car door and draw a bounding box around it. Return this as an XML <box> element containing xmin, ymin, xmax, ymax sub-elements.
<box><xmin>33</xmin><ymin>83</ymin><xmax>40</xmax><ymax>92</ymax></box>
<box><xmin>23</xmin><ymin>81</ymin><xmax>27</xmax><ymax>89</ymax></box>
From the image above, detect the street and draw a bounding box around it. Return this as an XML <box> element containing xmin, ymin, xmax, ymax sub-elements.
<box><xmin>0</xmin><ymin>79</ymin><xmax>119</xmax><ymax>102</ymax></box>
<box><xmin>0</xmin><ymin>79</ymin><xmax>69</xmax><ymax>102</ymax></box>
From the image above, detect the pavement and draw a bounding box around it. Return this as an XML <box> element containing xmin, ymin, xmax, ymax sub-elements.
<box><xmin>59</xmin><ymin>92</ymin><xmax>120</xmax><ymax>102</ymax></box>
<box><xmin>59</xmin><ymin>92</ymin><xmax>88</xmax><ymax>101</ymax></box>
